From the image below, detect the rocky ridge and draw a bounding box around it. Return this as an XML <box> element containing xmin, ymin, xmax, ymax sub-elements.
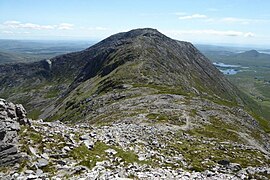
<box><xmin>0</xmin><ymin>117</ymin><xmax>269</xmax><ymax>179</ymax></box>
<box><xmin>0</xmin><ymin>99</ymin><xmax>30</xmax><ymax>166</ymax></box>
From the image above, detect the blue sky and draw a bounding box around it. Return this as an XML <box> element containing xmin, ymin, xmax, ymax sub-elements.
<box><xmin>1</xmin><ymin>0</ymin><xmax>270</xmax><ymax>47</ymax></box>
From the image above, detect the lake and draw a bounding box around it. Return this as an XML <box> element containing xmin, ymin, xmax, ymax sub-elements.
<box><xmin>219</xmin><ymin>69</ymin><xmax>239</xmax><ymax>75</ymax></box>
<box><xmin>213</xmin><ymin>62</ymin><xmax>242</xmax><ymax>75</ymax></box>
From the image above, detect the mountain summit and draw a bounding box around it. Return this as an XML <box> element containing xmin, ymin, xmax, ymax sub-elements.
<box><xmin>69</xmin><ymin>28</ymin><xmax>239</xmax><ymax>99</ymax></box>
<box><xmin>0</xmin><ymin>28</ymin><xmax>263</xmax><ymax>122</ymax></box>
<box><xmin>36</xmin><ymin>28</ymin><xmax>244</xmax><ymax>121</ymax></box>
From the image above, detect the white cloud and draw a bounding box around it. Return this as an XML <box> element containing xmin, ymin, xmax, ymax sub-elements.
<box><xmin>2</xmin><ymin>30</ymin><xmax>14</xmax><ymax>34</ymax></box>
<box><xmin>175</xmin><ymin>12</ymin><xmax>269</xmax><ymax>25</ymax></box>
<box><xmin>165</xmin><ymin>29</ymin><xmax>255</xmax><ymax>38</ymax></box>
<box><xmin>57</xmin><ymin>23</ymin><xmax>74</xmax><ymax>30</ymax></box>
<box><xmin>4</xmin><ymin>21</ymin><xmax>54</xmax><ymax>30</ymax></box>
<box><xmin>22</xmin><ymin>23</ymin><xmax>54</xmax><ymax>30</ymax></box>
<box><xmin>244</xmin><ymin>32</ymin><xmax>255</xmax><ymax>37</ymax></box>
<box><xmin>2</xmin><ymin>21</ymin><xmax>74</xmax><ymax>30</ymax></box>
<box><xmin>178</xmin><ymin>14</ymin><xmax>208</xmax><ymax>20</ymax></box>
<box><xmin>1</xmin><ymin>30</ymin><xmax>30</xmax><ymax>35</ymax></box>
<box><xmin>3</xmin><ymin>20</ymin><xmax>20</xmax><ymax>27</ymax></box>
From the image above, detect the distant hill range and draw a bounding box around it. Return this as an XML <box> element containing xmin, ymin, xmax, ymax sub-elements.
<box><xmin>0</xmin><ymin>39</ymin><xmax>93</xmax><ymax>64</ymax></box>
<box><xmin>0</xmin><ymin>51</ymin><xmax>30</xmax><ymax>64</ymax></box>
<box><xmin>230</xmin><ymin>50</ymin><xmax>270</xmax><ymax>66</ymax></box>
<box><xmin>201</xmin><ymin>48</ymin><xmax>270</xmax><ymax>66</ymax></box>
<box><xmin>235</xmin><ymin>49</ymin><xmax>270</xmax><ymax>59</ymax></box>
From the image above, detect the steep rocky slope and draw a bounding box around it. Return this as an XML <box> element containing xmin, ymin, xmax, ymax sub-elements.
<box><xmin>0</xmin><ymin>29</ymin><xmax>270</xmax><ymax>179</ymax></box>
<box><xmin>0</xmin><ymin>99</ymin><xmax>30</xmax><ymax>166</ymax></box>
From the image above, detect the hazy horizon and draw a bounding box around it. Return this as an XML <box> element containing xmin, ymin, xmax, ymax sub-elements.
<box><xmin>1</xmin><ymin>0</ymin><xmax>270</xmax><ymax>47</ymax></box>
<box><xmin>1</xmin><ymin>36</ymin><xmax>269</xmax><ymax>50</ymax></box>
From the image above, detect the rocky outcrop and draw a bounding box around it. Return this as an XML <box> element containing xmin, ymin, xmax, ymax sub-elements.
<box><xmin>1</xmin><ymin>120</ymin><xmax>269</xmax><ymax>179</ymax></box>
<box><xmin>0</xmin><ymin>99</ymin><xmax>30</xmax><ymax>166</ymax></box>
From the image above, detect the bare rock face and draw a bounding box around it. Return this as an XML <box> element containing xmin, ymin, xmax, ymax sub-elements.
<box><xmin>0</xmin><ymin>98</ymin><xmax>30</xmax><ymax>166</ymax></box>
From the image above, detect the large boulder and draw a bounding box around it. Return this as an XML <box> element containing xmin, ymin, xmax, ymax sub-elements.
<box><xmin>0</xmin><ymin>98</ymin><xmax>31</xmax><ymax>166</ymax></box>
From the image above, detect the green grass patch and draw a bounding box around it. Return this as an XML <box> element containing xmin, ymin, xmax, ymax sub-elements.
<box><xmin>146</xmin><ymin>112</ymin><xmax>185</xmax><ymax>125</ymax></box>
<box><xmin>41</xmin><ymin>162</ymin><xmax>56</xmax><ymax>174</ymax></box>
<box><xmin>169</xmin><ymin>135</ymin><xmax>268</xmax><ymax>172</ymax></box>
<box><xmin>132</xmin><ymin>83</ymin><xmax>188</xmax><ymax>96</ymax></box>
<box><xmin>45</xmin><ymin>113</ymin><xmax>62</xmax><ymax>122</ymax></box>
<box><xmin>146</xmin><ymin>113</ymin><xmax>159</xmax><ymax>120</ymax></box>
<box><xmin>70</xmin><ymin>141</ymin><xmax>152</xmax><ymax>170</ymax></box>
<box><xmin>28</xmin><ymin>108</ymin><xmax>42</xmax><ymax>119</ymax></box>
<box><xmin>188</xmin><ymin>116</ymin><xmax>243</xmax><ymax>143</ymax></box>
<box><xmin>190</xmin><ymin>109</ymin><xmax>197</xmax><ymax>117</ymax></box>
<box><xmin>29</xmin><ymin>131</ymin><xmax>43</xmax><ymax>143</ymax></box>
<box><xmin>249</xmin><ymin>111</ymin><xmax>270</xmax><ymax>133</ymax></box>
<box><xmin>146</xmin><ymin>113</ymin><xmax>168</xmax><ymax>123</ymax></box>
<box><xmin>114</xmin><ymin>147</ymin><xmax>139</xmax><ymax>164</ymax></box>
<box><xmin>69</xmin><ymin>141</ymin><xmax>109</xmax><ymax>169</ymax></box>
<box><xmin>0</xmin><ymin>166</ymin><xmax>10</xmax><ymax>173</ymax></box>
<box><xmin>44</xmin><ymin>88</ymin><xmax>60</xmax><ymax>98</ymax></box>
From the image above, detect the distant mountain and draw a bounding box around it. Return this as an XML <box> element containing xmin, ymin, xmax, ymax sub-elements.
<box><xmin>203</xmin><ymin>48</ymin><xmax>270</xmax><ymax>66</ymax></box>
<box><xmin>239</xmin><ymin>50</ymin><xmax>260</xmax><ymax>57</ymax></box>
<box><xmin>235</xmin><ymin>49</ymin><xmax>270</xmax><ymax>58</ymax></box>
<box><xmin>228</xmin><ymin>50</ymin><xmax>270</xmax><ymax>66</ymax></box>
<box><xmin>195</xmin><ymin>44</ymin><xmax>249</xmax><ymax>53</ymax></box>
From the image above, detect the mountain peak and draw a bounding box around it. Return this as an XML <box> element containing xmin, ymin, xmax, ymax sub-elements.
<box><xmin>240</xmin><ymin>49</ymin><xmax>259</xmax><ymax>57</ymax></box>
<box><xmin>95</xmin><ymin>28</ymin><xmax>166</xmax><ymax>45</ymax></box>
<box><xmin>63</xmin><ymin>28</ymin><xmax>241</xmax><ymax>106</ymax></box>
<box><xmin>127</xmin><ymin>27</ymin><xmax>160</xmax><ymax>33</ymax></box>
<box><xmin>115</xmin><ymin>28</ymin><xmax>161</xmax><ymax>38</ymax></box>
<box><xmin>0</xmin><ymin>28</ymin><xmax>247</xmax><ymax>120</ymax></box>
